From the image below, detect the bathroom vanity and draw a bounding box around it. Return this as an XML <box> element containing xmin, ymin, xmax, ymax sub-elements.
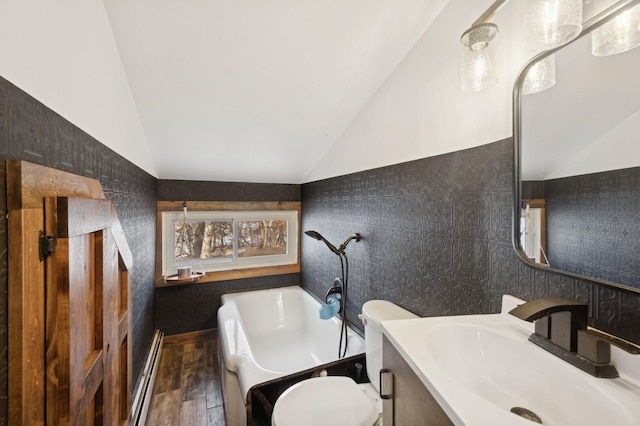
<box><xmin>381</xmin><ymin>336</ymin><xmax>452</xmax><ymax>425</ymax></box>
<box><xmin>379</xmin><ymin>296</ymin><xmax>640</xmax><ymax>426</ymax></box>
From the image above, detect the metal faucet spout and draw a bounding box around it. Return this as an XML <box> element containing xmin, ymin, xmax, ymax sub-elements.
<box><xmin>509</xmin><ymin>297</ymin><xmax>639</xmax><ymax>378</ymax></box>
<box><xmin>510</xmin><ymin>298</ymin><xmax>588</xmax><ymax>352</ymax></box>
<box><xmin>509</xmin><ymin>298</ymin><xmax>588</xmax><ymax>323</ymax></box>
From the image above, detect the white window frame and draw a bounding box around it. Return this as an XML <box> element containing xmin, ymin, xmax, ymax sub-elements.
<box><xmin>161</xmin><ymin>209</ymin><xmax>299</xmax><ymax>276</ymax></box>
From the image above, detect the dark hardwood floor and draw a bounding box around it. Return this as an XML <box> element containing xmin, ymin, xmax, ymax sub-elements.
<box><xmin>146</xmin><ymin>330</ymin><xmax>225</xmax><ymax>425</ymax></box>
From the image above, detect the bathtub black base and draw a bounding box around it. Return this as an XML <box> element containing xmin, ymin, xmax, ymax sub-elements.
<box><xmin>247</xmin><ymin>353</ymin><xmax>368</xmax><ymax>426</ymax></box>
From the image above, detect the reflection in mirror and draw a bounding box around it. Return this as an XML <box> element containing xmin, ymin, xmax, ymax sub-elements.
<box><xmin>516</xmin><ymin>0</ymin><xmax>640</xmax><ymax>291</ymax></box>
<box><xmin>520</xmin><ymin>198</ymin><xmax>548</xmax><ymax>266</ymax></box>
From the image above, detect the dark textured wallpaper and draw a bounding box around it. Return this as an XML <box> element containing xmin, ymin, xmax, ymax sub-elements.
<box><xmin>545</xmin><ymin>167</ymin><xmax>640</xmax><ymax>288</ymax></box>
<box><xmin>301</xmin><ymin>139</ymin><xmax>640</xmax><ymax>345</ymax></box>
<box><xmin>159</xmin><ymin>179</ymin><xmax>300</xmax><ymax>202</ymax></box>
<box><xmin>155</xmin><ymin>179</ymin><xmax>301</xmax><ymax>335</ymax></box>
<box><xmin>522</xmin><ymin>180</ymin><xmax>545</xmax><ymax>200</ymax></box>
<box><xmin>0</xmin><ymin>77</ymin><xmax>157</xmax><ymax>424</ymax></box>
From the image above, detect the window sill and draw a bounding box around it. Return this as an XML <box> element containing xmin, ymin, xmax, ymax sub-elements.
<box><xmin>155</xmin><ymin>262</ymin><xmax>300</xmax><ymax>287</ymax></box>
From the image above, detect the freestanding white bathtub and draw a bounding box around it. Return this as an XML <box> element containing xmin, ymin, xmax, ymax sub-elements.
<box><xmin>217</xmin><ymin>285</ymin><xmax>365</xmax><ymax>426</ymax></box>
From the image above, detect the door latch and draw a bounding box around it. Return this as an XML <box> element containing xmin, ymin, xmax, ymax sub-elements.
<box><xmin>39</xmin><ymin>231</ymin><xmax>55</xmax><ymax>261</ymax></box>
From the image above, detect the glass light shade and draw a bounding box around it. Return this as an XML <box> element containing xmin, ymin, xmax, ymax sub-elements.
<box><xmin>460</xmin><ymin>24</ymin><xmax>499</xmax><ymax>92</ymax></box>
<box><xmin>527</xmin><ymin>0</ymin><xmax>583</xmax><ymax>50</ymax></box>
<box><xmin>522</xmin><ymin>54</ymin><xmax>556</xmax><ymax>95</ymax></box>
<box><xmin>592</xmin><ymin>3</ymin><xmax>640</xmax><ymax>56</ymax></box>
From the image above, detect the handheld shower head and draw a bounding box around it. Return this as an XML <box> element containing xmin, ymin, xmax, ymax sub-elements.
<box><xmin>304</xmin><ymin>230</ymin><xmax>340</xmax><ymax>254</ymax></box>
<box><xmin>304</xmin><ymin>230</ymin><xmax>361</xmax><ymax>255</ymax></box>
<box><xmin>304</xmin><ymin>230</ymin><xmax>323</xmax><ymax>240</ymax></box>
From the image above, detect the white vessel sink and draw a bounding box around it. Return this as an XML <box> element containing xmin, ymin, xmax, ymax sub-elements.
<box><xmin>382</xmin><ymin>307</ymin><xmax>640</xmax><ymax>425</ymax></box>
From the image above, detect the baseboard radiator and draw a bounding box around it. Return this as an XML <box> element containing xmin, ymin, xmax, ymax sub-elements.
<box><xmin>131</xmin><ymin>329</ymin><xmax>164</xmax><ymax>426</ymax></box>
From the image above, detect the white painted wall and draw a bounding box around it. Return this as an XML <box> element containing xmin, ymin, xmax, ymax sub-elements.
<box><xmin>304</xmin><ymin>0</ymin><xmax>529</xmax><ymax>183</ymax></box>
<box><xmin>0</xmin><ymin>0</ymin><xmax>156</xmax><ymax>176</ymax></box>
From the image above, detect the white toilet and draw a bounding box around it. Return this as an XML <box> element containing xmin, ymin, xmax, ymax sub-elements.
<box><xmin>271</xmin><ymin>300</ymin><xmax>418</xmax><ymax>426</ymax></box>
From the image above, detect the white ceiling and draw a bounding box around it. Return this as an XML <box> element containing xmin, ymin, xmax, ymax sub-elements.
<box><xmin>103</xmin><ymin>0</ymin><xmax>449</xmax><ymax>183</ymax></box>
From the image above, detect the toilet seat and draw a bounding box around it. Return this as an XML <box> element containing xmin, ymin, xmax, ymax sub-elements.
<box><xmin>272</xmin><ymin>376</ymin><xmax>379</xmax><ymax>426</ymax></box>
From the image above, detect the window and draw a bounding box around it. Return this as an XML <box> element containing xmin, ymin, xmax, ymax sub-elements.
<box><xmin>157</xmin><ymin>202</ymin><xmax>300</xmax><ymax>285</ymax></box>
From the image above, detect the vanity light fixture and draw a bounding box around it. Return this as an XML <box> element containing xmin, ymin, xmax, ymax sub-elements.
<box><xmin>522</xmin><ymin>54</ymin><xmax>556</xmax><ymax>94</ymax></box>
<box><xmin>592</xmin><ymin>2</ymin><xmax>640</xmax><ymax>55</ymax></box>
<box><xmin>527</xmin><ymin>0</ymin><xmax>583</xmax><ymax>51</ymax></box>
<box><xmin>460</xmin><ymin>23</ymin><xmax>500</xmax><ymax>92</ymax></box>
<box><xmin>461</xmin><ymin>0</ymin><xmax>580</xmax><ymax>93</ymax></box>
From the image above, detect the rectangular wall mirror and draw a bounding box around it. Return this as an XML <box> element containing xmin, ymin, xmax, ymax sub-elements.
<box><xmin>514</xmin><ymin>0</ymin><xmax>640</xmax><ymax>292</ymax></box>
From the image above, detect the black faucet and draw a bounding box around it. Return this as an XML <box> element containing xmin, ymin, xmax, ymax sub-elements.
<box><xmin>509</xmin><ymin>298</ymin><xmax>588</xmax><ymax>351</ymax></box>
<box><xmin>509</xmin><ymin>298</ymin><xmax>640</xmax><ymax>378</ymax></box>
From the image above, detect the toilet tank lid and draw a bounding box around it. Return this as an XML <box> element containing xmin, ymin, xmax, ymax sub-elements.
<box><xmin>361</xmin><ymin>300</ymin><xmax>417</xmax><ymax>327</ymax></box>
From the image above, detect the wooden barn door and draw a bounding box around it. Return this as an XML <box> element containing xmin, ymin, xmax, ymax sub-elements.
<box><xmin>8</xmin><ymin>161</ymin><xmax>132</xmax><ymax>426</ymax></box>
<box><xmin>44</xmin><ymin>197</ymin><xmax>132</xmax><ymax>425</ymax></box>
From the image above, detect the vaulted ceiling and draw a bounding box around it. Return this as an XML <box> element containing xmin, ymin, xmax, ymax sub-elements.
<box><xmin>104</xmin><ymin>1</ymin><xmax>449</xmax><ymax>183</ymax></box>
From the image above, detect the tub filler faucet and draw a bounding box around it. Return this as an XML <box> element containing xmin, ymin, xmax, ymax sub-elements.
<box><xmin>510</xmin><ymin>298</ymin><xmax>640</xmax><ymax>378</ymax></box>
<box><xmin>319</xmin><ymin>278</ymin><xmax>343</xmax><ymax>320</ymax></box>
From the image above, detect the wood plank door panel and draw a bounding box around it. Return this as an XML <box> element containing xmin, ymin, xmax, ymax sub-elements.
<box><xmin>8</xmin><ymin>207</ymin><xmax>47</xmax><ymax>425</ymax></box>
<box><xmin>8</xmin><ymin>160</ymin><xmax>108</xmax><ymax>425</ymax></box>
<box><xmin>8</xmin><ymin>161</ymin><xmax>132</xmax><ymax>426</ymax></box>
<box><xmin>46</xmin><ymin>197</ymin><xmax>130</xmax><ymax>425</ymax></box>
